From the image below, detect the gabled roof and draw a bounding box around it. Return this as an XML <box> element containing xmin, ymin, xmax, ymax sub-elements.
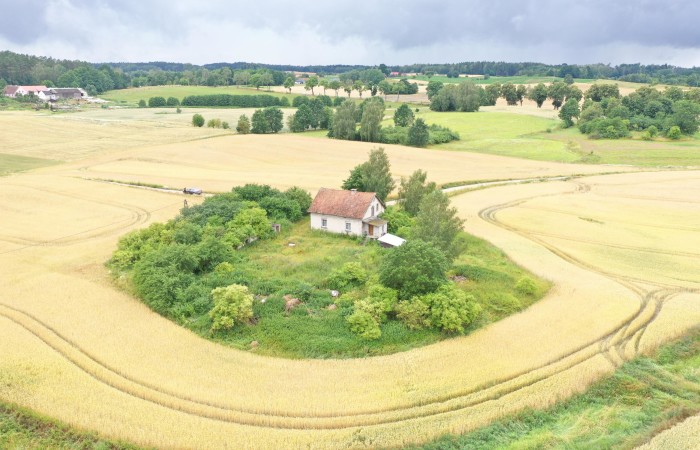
<box><xmin>308</xmin><ymin>188</ymin><xmax>380</xmax><ymax>220</ymax></box>
<box><xmin>19</xmin><ymin>85</ymin><xmax>48</xmax><ymax>93</ymax></box>
<box><xmin>4</xmin><ymin>85</ymin><xmax>19</xmax><ymax>96</ymax></box>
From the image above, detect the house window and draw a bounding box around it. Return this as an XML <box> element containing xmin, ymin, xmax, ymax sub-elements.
<box><xmin>345</xmin><ymin>222</ymin><xmax>352</xmax><ymax>232</ymax></box>
<box><xmin>371</xmin><ymin>206</ymin><xmax>375</xmax><ymax>216</ymax></box>
<box><xmin>321</xmin><ymin>218</ymin><xmax>327</xmax><ymax>228</ymax></box>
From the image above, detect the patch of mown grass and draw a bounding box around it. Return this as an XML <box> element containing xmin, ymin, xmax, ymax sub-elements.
<box><xmin>413</xmin><ymin>327</ymin><xmax>700</xmax><ymax>450</ymax></box>
<box><xmin>0</xmin><ymin>399</ymin><xmax>143</xmax><ymax>450</ymax></box>
<box><xmin>417</xmin><ymin>111</ymin><xmax>578</xmax><ymax>163</ymax></box>
<box><xmin>0</xmin><ymin>153</ymin><xmax>60</xmax><ymax>176</ymax></box>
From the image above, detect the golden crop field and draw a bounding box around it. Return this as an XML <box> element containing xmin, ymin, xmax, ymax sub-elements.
<box><xmin>635</xmin><ymin>413</ymin><xmax>700</xmax><ymax>450</ymax></box>
<box><xmin>1</xmin><ymin>108</ymin><xmax>699</xmax><ymax>449</ymax></box>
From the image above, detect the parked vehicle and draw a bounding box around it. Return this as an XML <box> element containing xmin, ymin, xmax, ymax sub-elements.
<box><xmin>183</xmin><ymin>187</ymin><xmax>202</xmax><ymax>195</ymax></box>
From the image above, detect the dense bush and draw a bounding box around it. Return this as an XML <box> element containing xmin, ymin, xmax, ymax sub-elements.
<box><xmin>148</xmin><ymin>96</ymin><xmax>166</xmax><ymax>107</ymax></box>
<box><xmin>181</xmin><ymin>94</ymin><xmax>289</xmax><ymax>108</ymax></box>
<box><xmin>209</xmin><ymin>284</ymin><xmax>254</xmax><ymax>331</ymax></box>
<box><xmin>379</xmin><ymin>240</ymin><xmax>449</xmax><ymax>299</ymax></box>
<box><xmin>192</xmin><ymin>113</ymin><xmax>204</xmax><ymax>127</ymax></box>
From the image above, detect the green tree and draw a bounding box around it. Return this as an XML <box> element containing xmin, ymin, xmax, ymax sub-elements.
<box><xmin>305</xmin><ymin>76</ymin><xmax>319</xmax><ymax>95</ymax></box>
<box><xmin>330</xmin><ymin>101</ymin><xmax>357</xmax><ymax>140</ymax></box>
<box><xmin>397</xmin><ymin>169</ymin><xmax>437</xmax><ymax>216</ymax></box>
<box><xmin>548</xmin><ymin>81</ymin><xmax>569</xmax><ymax>110</ymax></box>
<box><xmin>283</xmin><ymin>76</ymin><xmax>294</xmax><ymax>94</ymax></box>
<box><xmin>670</xmin><ymin>100</ymin><xmax>700</xmax><ymax>134</ymax></box>
<box><xmin>426</xmin><ymin>80</ymin><xmax>444</xmax><ymax>100</ymax></box>
<box><xmin>667</xmin><ymin>125</ymin><xmax>682</xmax><ymax>140</ymax></box>
<box><xmin>148</xmin><ymin>96</ymin><xmax>167</xmax><ymax>107</ymax></box>
<box><xmin>192</xmin><ymin>113</ymin><xmax>205</xmax><ymax>127</ymax></box>
<box><xmin>359</xmin><ymin>98</ymin><xmax>385</xmax><ymax>142</ymax></box>
<box><xmin>421</xmin><ymin>285</ymin><xmax>481</xmax><ymax>333</ymax></box>
<box><xmin>528</xmin><ymin>83</ymin><xmax>549</xmax><ymax>108</ymax></box>
<box><xmin>412</xmin><ymin>191</ymin><xmax>465</xmax><ymax>260</ymax></box>
<box><xmin>209</xmin><ymin>284</ymin><xmax>254</xmax><ymax>332</ymax></box>
<box><xmin>138</xmin><ymin>99</ymin><xmax>147</xmax><ymax>108</ymax></box>
<box><xmin>289</xmin><ymin>104</ymin><xmax>313</xmax><ymax>132</ymax></box>
<box><xmin>166</xmin><ymin>96</ymin><xmax>180</xmax><ymax>107</ymax></box>
<box><xmin>482</xmin><ymin>83</ymin><xmax>501</xmax><ymax>106</ymax></box>
<box><xmin>585</xmin><ymin>83</ymin><xmax>620</xmax><ymax>102</ymax></box>
<box><xmin>566</xmin><ymin>85</ymin><xmax>583</xmax><ymax>102</ymax></box>
<box><xmin>329</xmin><ymin>79</ymin><xmax>341</xmax><ymax>97</ymax></box>
<box><xmin>379</xmin><ymin>240</ymin><xmax>449</xmax><ymax>299</ymax></box>
<box><xmin>378</xmin><ymin>80</ymin><xmax>392</xmax><ymax>100</ymax></box>
<box><xmin>251</xmin><ymin>107</ymin><xmax>284</xmax><ymax>134</ymax></box>
<box><xmin>559</xmin><ymin>98</ymin><xmax>580</xmax><ymax>128</ymax></box>
<box><xmin>319</xmin><ymin>77</ymin><xmax>329</xmax><ymax>95</ymax></box>
<box><xmin>407</xmin><ymin>118</ymin><xmax>429</xmax><ymax>147</ymax></box>
<box><xmin>236</xmin><ymin>114</ymin><xmax>251</xmax><ymax>134</ymax></box>
<box><xmin>393</xmin><ymin>103</ymin><xmax>415</xmax><ymax>127</ymax></box>
<box><xmin>360</xmin><ymin>147</ymin><xmax>394</xmax><ymax>201</ymax></box>
<box><xmin>354</xmin><ymin>80</ymin><xmax>365</xmax><ymax>98</ymax></box>
<box><xmin>343</xmin><ymin>80</ymin><xmax>353</xmax><ymax>97</ymax></box>
<box><xmin>501</xmin><ymin>83</ymin><xmax>518</xmax><ymax>106</ymax></box>
<box><xmin>516</xmin><ymin>85</ymin><xmax>527</xmax><ymax>106</ymax></box>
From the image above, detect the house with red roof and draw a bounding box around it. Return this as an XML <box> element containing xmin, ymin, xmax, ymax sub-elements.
<box><xmin>308</xmin><ymin>188</ymin><xmax>387</xmax><ymax>238</ymax></box>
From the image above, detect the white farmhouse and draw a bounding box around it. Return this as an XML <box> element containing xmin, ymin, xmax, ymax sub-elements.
<box><xmin>308</xmin><ymin>188</ymin><xmax>388</xmax><ymax>238</ymax></box>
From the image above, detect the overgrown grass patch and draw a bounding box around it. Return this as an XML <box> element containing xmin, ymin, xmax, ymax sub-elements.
<box><xmin>0</xmin><ymin>399</ymin><xmax>141</xmax><ymax>450</ymax></box>
<box><xmin>414</xmin><ymin>327</ymin><xmax>700</xmax><ymax>450</ymax></box>
<box><xmin>0</xmin><ymin>153</ymin><xmax>60</xmax><ymax>176</ymax></box>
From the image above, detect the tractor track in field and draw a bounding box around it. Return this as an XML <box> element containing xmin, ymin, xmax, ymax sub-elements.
<box><xmin>0</xmin><ymin>183</ymin><xmax>190</xmax><ymax>253</ymax></box>
<box><xmin>2</xmin><ymin>179</ymin><xmax>695</xmax><ymax>431</ymax></box>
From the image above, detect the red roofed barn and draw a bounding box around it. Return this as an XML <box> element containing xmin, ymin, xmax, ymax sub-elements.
<box><xmin>308</xmin><ymin>188</ymin><xmax>387</xmax><ymax>238</ymax></box>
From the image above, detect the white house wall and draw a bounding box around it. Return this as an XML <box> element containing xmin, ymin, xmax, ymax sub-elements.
<box><xmin>363</xmin><ymin>198</ymin><xmax>384</xmax><ymax>220</ymax></box>
<box><xmin>310</xmin><ymin>214</ymin><xmax>364</xmax><ymax>236</ymax></box>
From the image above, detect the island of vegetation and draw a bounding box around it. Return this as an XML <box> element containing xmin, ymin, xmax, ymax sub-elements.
<box><xmin>109</xmin><ymin>148</ymin><xmax>548</xmax><ymax>358</ymax></box>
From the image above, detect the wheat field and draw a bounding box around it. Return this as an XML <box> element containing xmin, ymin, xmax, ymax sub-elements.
<box><xmin>1</xmin><ymin>109</ymin><xmax>699</xmax><ymax>448</ymax></box>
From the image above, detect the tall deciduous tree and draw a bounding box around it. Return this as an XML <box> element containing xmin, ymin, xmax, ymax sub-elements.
<box><xmin>412</xmin><ymin>191</ymin><xmax>465</xmax><ymax>260</ymax></box>
<box><xmin>407</xmin><ymin>118</ymin><xmax>429</xmax><ymax>147</ymax></box>
<box><xmin>501</xmin><ymin>82</ymin><xmax>518</xmax><ymax>106</ymax></box>
<box><xmin>331</xmin><ymin>101</ymin><xmax>357</xmax><ymax>140</ymax></box>
<box><xmin>528</xmin><ymin>83</ymin><xmax>549</xmax><ymax>108</ymax></box>
<box><xmin>283</xmin><ymin>76</ymin><xmax>294</xmax><ymax>94</ymax></box>
<box><xmin>393</xmin><ymin>103</ymin><xmax>415</xmax><ymax>127</ymax></box>
<box><xmin>559</xmin><ymin>98</ymin><xmax>580</xmax><ymax>128</ymax></box>
<box><xmin>342</xmin><ymin>147</ymin><xmax>395</xmax><ymax>202</ymax></box>
<box><xmin>359</xmin><ymin>98</ymin><xmax>385</xmax><ymax>142</ymax></box>
<box><xmin>398</xmin><ymin>169</ymin><xmax>437</xmax><ymax>216</ymax></box>
<box><xmin>426</xmin><ymin>80</ymin><xmax>444</xmax><ymax>100</ymax></box>
<box><xmin>305</xmin><ymin>76</ymin><xmax>319</xmax><ymax>95</ymax></box>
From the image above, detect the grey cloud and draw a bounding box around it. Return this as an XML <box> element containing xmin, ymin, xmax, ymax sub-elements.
<box><xmin>0</xmin><ymin>0</ymin><xmax>49</xmax><ymax>44</ymax></box>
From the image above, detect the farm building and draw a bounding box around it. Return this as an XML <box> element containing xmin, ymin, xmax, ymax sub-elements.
<box><xmin>308</xmin><ymin>188</ymin><xmax>387</xmax><ymax>238</ymax></box>
<box><xmin>3</xmin><ymin>86</ymin><xmax>87</xmax><ymax>101</ymax></box>
<box><xmin>3</xmin><ymin>85</ymin><xmax>48</xmax><ymax>98</ymax></box>
<box><xmin>378</xmin><ymin>233</ymin><xmax>405</xmax><ymax>248</ymax></box>
<box><xmin>51</xmin><ymin>88</ymin><xmax>87</xmax><ymax>100</ymax></box>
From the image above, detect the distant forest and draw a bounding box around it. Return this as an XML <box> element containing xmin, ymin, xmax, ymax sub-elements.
<box><xmin>2</xmin><ymin>50</ymin><xmax>700</xmax><ymax>96</ymax></box>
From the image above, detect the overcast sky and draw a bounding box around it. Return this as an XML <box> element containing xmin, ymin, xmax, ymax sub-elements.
<box><xmin>1</xmin><ymin>0</ymin><xmax>699</xmax><ymax>67</ymax></box>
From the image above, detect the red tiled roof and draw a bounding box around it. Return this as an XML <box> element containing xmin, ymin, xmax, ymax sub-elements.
<box><xmin>3</xmin><ymin>85</ymin><xmax>19</xmax><ymax>96</ymax></box>
<box><xmin>20</xmin><ymin>86</ymin><xmax>48</xmax><ymax>92</ymax></box>
<box><xmin>308</xmin><ymin>188</ymin><xmax>378</xmax><ymax>219</ymax></box>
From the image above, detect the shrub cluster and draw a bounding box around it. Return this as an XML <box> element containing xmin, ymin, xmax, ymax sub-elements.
<box><xmin>110</xmin><ymin>184</ymin><xmax>311</xmax><ymax>325</ymax></box>
<box><xmin>578</xmin><ymin>86</ymin><xmax>700</xmax><ymax>139</ymax></box>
